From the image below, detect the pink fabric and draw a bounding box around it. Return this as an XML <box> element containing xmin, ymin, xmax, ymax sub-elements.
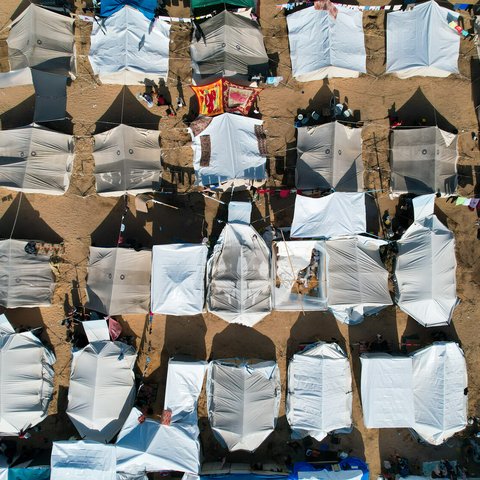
<box><xmin>108</xmin><ymin>317</ymin><xmax>122</xmax><ymax>341</ymax></box>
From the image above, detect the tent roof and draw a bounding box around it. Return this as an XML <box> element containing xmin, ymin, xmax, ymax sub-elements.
<box><xmin>386</xmin><ymin>1</ymin><xmax>460</xmax><ymax>78</ymax></box>
<box><xmin>191</xmin><ymin>0</ymin><xmax>255</xmax><ymax>11</ymax></box>
<box><xmin>93</xmin><ymin>124</ymin><xmax>161</xmax><ymax>196</ymax></box>
<box><xmin>390</xmin><ymin>126</ymin><xmax>457</xmax><ymax>195</ymax></box>
<box><xmin>190</xmin><ymin>11</ymin><xmax>268</xmax><ymax>78</ymax></box>
<box><xmin>100</xmin><ymin>0</ymin><xmax>158</xmax><ymax>20</ymax></box>
<box><xmin>0</xmin><ymin>124</ymin><xmax>74</xmax><ymax>194</ymax></box>
<box><xmin>0</xmin><ymin>331</ymin><xmax>55</xmax><ymax>436</ymax></box>
<box><xmin>287</xmin><ymin>342</ymin><xmax>352</xmax><ymax>441</ymax></box>
<box><xmin>207</xmin><ymin>223</ymin><xmax>271</xmax><ymax>326</ymax></box>
<box><xmin>90</xmin><ymin>7</ymin><xmax>170</xmax><ymax>85</ymax></box>
<box><xmin>115</xmin><ymin>408</ymin><xmax>201</xmax><ymax>474</ymax></box>
<box><xmin>67</xmin><ymin>341</ymin><xmax>137</xmax><ymax>443</ymax></box>
<box><xmin>207</xmin><ymin>359</ymin><xmax>281</xmax><ymax>452</ymax></box>
<box><xmin>51</xmin><ymin>441</ymin><xmax>116</xmax><ymax>480</ymax></box>
<box><xmin>7</xmin><ymin>4</ymin><xmax>75</xmax><ymax>76</ymax></box>
<box><xmin>394</xmin><ymin>214</ymin><xmax>457</xmax><ymax>327</ymax></box>
<box><xmin>151</xmin><ymin>244</ymin><xmax>208</xmax><ymax>315</ymax></box>
<box><xmin>86</xmin><ymin>247</ymin><xmax>151</xmax><ymax>316</ymax></box>
<box><xmin>412</xmin><ymin>342</ymin><xmax>467</xmax><ymax>445</ymax></box>
<box><xmin>290</xmin><ymin>193</ymin><xmax>366</xmax><ymax>239</ymax></box>
<box><xmin>189</xmin><ymin>113</ymin><xmax>267</xmax><ymax>187</ymax></box>
<box><xmin>360</xmin><ymin>354</ymin><xmax>415</xmax><ymax>428</ymax></box>
<box><xmin>296</xmin><ymin>122</ymin><xmax>364</xmax><ymax>191</ymax></box>
<box><xmin>0</xmin><ymin>239</ymin><xmax>55</xmax><ymax>308</ymax></box>
<box><xmin>287</xmin><ymin>6</ymin><xmax>366</xmax><ymax>81</ymax></box>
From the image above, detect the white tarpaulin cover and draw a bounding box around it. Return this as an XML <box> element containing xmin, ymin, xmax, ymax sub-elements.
<box><xmin>67</xmin><ymin>341</ymin><xmax>137</xmax><ymax>442</ymax></box>
<box><xmin>390</xmin><ymin>127</ymin><xmax>457</xmax><ymax>195</ymax></box>
<box><xmin>394</xmin><ymin>214</ymin><xmax>457</xmax><ymax>327</ymax></box>
<box><xmin>297</xmin><ymin>471</ymin><xmax>363</xmax><ymax>480</ymax></box>
<box><xmin>0</xmin><ymin>314</ymin><xmax>15</xmax><ymax>335</ymax></box>
<box><xmin>0</xmin><ymin>239</ymin><xmax>55</xmax><ymax>309</ymax></box>
<box><xmin>82</xmin><ymin>320</ymin><xmax>110</xmax><ymax>342</ymax></box>
<box><xmin>287</xmin><ymin>342</ymin><xmax>352</xmax><ymax>441</ymax></box>
<box><xmin>228</xmin><ymin>201</ymin><xmax>253</xmax><ymax>224</ymax></box>
<box><xmin>189</xmin><ymin>114</ymin><xmax>267</xmax><ymax>187</ymax></box>
<box><xmin>386</xmin><ymin>1</ymin><xmax>460</xmax><ymax>78</ymax></box>
<box><xmin>51</xmin><ymin>441</ymin><xmax>116</xmax><ymax>480</ymax></box>
<box><xmin>6</xmin><ymin>4</ymin><xmax>76</xmax><ymax>77</ymax></box>
<box><xmin>151</xmin><ymin>244</ymin><xmax>208</xmax><ymax>315</ymax></box>
<box><xmin>361</xmin><ymin>343</ymin><xmax>467</xmax><ymax>444</ymax></box>
<box><xmin>89</xmin><ymin>6</ymin><xmax>170</xmax><ymax>84</ymax></box>
<box><xmin>296</xmin><ymin>122</ymin><xmax>364</xmax><ymax>191</ymax></box>
<box><xmin>0</xmin><ymin>124</ymin><xmax>74</xmax><ymax>195</ymax></box>
<box><xmin>290</xmin><ymin>193</ymin><xmax>366</xmax><ymax>238</ymax></box>
<box><xmin>116</xmin><ymin>358</ymin><xmax>206</xmax><ymax>474</ymax></box>
<box><xmin>0</xmin><ymin>331</ymin><xmax>55</xmax><ymax>436</ymax></box>
<box><xmin>360</xmin><ymin>354</ymin><xmax>415</xmax><ymax>428</ymax></box>
<box><xmin>273</xmin><ymin>237</ymin><xmax>391</xmax><ymax>324</ymax></box>
<box><xmin>86</xmin><ymin>247</ymin><xmax>151</xmax><ymax>316</ymax></box>
<box><xmin>413</xmin><ymin>194</ymin><xmax>436</xmax><ymax>220</ymax></box>
<box><xmin>207</xmin><ymin>359</ymin><xmax>281</xmax><ymax>452</ymax></box>
<box><xmin>287</xmin><ymin>6</ymin><xmax>366</xmax><ymax>81</ymax></box>
<box><xmin>207</xmin><ymin>222</ymin><xmax>271</xmax><ymax>326</ymax></box>
<box><xmin>411</xmin><ymin>342</ymin><xmax>467</xmax><ymax>445</ymax></box>
<box><xmin>93</xmin><ymin>124</ymin><xmax>161</xmax><ymax>196</ymax></box>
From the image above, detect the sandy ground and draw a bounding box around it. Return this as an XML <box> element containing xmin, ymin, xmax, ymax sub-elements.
<box><xmin>0</xmin><ymin>0</ymin><xmax>480</xmax><ymax>477</ymax></box>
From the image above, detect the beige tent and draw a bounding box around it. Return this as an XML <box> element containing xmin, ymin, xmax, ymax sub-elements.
<box><xmin>296</xmin><ymin>122</ymin><xmax>363</xmax><ymax>191</ymax></box>
<box><xmin>0</xmin><ymin>124</ymin><xmax>74</xmax><ymax>195</ymax></box>
<box><xmin>6</xmin><ymin>4</ymin><xmax>76</xmax><ymax>77</ymax></box>
<box><xmin>0</xmin><ymin>239</ymin><xmax>55</xmax><ymax>308</ymax></box>
<box><xmin>93</xmin><ymin>125</ymin><xmax>161</xmax><ymax>196</ymax></box>
<box><xmin>85</xmin><ymin>247</ymin><xmax>151</xmax><ymax>315</ymax></box>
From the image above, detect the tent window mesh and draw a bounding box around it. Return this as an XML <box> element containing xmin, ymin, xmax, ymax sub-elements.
<box><xmin>254</xmin><ymin>124</ymin><xmax>267</xmax><ymax>155</ymax></box>
<box><xmin>200</xmin><ymin>135</ymin><xmax>211</xmax><ymax>166</ymax></box>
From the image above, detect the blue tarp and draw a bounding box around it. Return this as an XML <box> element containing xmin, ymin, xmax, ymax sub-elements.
<box><xmin>100</xmin><ymin>0</ymin><xmax>158</xmax><ymax>20</ymax></box>
<box><xmin>201</xmin><ymin>474</ymin><xmax>288</xmax><ymax>480</ymax></box>
<box><xmin>7</xmin><ymin>467</ymin><xmax>50</xmax><ymax>480</ymax></box>
<box><xmin>292</xmin><ymin>458</ymin><xmax>369</xmax><ymax>480</ymax></box>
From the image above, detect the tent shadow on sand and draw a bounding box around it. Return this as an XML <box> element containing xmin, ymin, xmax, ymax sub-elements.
<box><xmin>388</xmin><ymin>87</ymin><xmax>457</xmax><ymax>133</ymax></box>
<box><xmin>90</xmin><ymin>196</ymin><xmax>151</xmax><ymax>248</ymax></box>
<box><xmin>0</xmin><ymin>194</ymin><xmax>62</xmax><ymax>243</ymax></box>
<box><xmin>0</xmin><ymin>94</ymin><xmax>35</xmax><ymax>130</ymax></box>
<box><xmin>94</xmin><ymin>87</ymin><xmax>161</xmax><ymax>134</ymax></box>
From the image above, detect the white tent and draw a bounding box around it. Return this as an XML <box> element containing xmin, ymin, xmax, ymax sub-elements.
<box><xmin>0</xmin><ymin>239</ymin><xmax>55</xmax><ymax>309</ymax></box>
<box><xmin>360</xmin><ymin>354</ymin><xmax>415</xmax><ymax>428</ymax></box>
<box><xmin>287</xmin><ymin>6</ymin><xmax>366</xmax><ymax>81</ymax></box>
<box><xmin>116</xmin><ymin>358</ymin><xmax>206</xmax><ymax>475</ymax></box>
<box><xmin>287</xmin><ymin>342</ymin><xmax>352</xmax><ymax>441</ymax></box>
<box><xmin>290</xmin><ymin>193</ymin><xmax>366</xmax><ymax>239</ymax></box>
<box><xmin>411</xmin><ymin>342</ymin><xmax>467</xmax><ymax>445</ymax></box>
<box><xmin>207</xmin><ymin>359</ymin><xmax>281</xmax><ymax>452</ymax></box>
<box><xmin>67</xmin><ymin>341</ymin><xmax>137</xmax><ymax>443</ymax></box>
<box><xmin>390</xmin><ymin>127</ymin><xmax>457</xmax><ymax>196</ymax></box>
<box><xmin>207</xmin><ymin>221</ymin><xmax>271</xmax><ymax>326</ymax></box>
<box><xmin>296</xmin><ymin>122</ymin><xmax>364</xmax><ymax>191</ymax></box>
<box><xmin>86</xmin><ymin>247</ymin><xmax>151</xmax><ymax>316</ymax></box>
<box><xmin>51</xmin><ymin>441</ymin><xmax>116</xmax><ymax>480</ymax></box>
<box><xmin>93</xmin><ymin>124</ymin><xmax>161</xmax><ymax>196</ymax></box>
<box><xmin>0</xmin><ymin>124</ymin><xmax>74</xmax><ymax>195</ymax></box>
<box><xmin>394</xmin><ymin>214</ymin><xmax>457</xmax><ymax>327</ymax></box>
<box><xmin>361</xmin><ymin>343</ymin><xmax>467</xmax><ymax>444</ymax></box>
<box><xmin>189</xmin><ymin>114</ymin><xmax>267</xmax><ymax>188</ymax></box>
<box><xmin>273</xmin><ymin>236</ymin><xmax>391</xmax><ymax>323</ymax></box>
<box><xmin>89</xmin><ymin>6</ymin><xmax>170</xmax><ymax>84</ymax></box>
<box><xmin>151</xmin><ymin>244</ymin><xmax>208</xmax><ymax>315</ymax></box>
<box><xmin>386</xmin><ymin>1</ymin><xmax>460</xmax><ymax>78</ymax></box>
<box><xmin>0</xmin><ymin>328</ymin><xmax>55</xmax><ymax>436</ymax></box>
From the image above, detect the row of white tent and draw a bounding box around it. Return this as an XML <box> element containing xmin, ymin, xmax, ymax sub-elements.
<box><xmin>0</xmin><ymin>121</ymin><xmax>458</xmax><ymax>196</ymax></box>
<box><xmin>0</xmin><ymin>319</ymin><xmax>466</xmax><ymax>479</ymax></box>
<box><xmin>0</xmin><ymin>1</ymin><xmax>464</xmax><ymax>91</ymax></box>
<box><xmin>0</xmin><ymin>194</ymin><xmax>457</xmax><ymax>327</ymax></box>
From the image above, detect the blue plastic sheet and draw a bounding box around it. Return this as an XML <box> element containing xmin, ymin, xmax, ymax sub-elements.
<box><xmin>100</xmin><ymin>0</ymin><xmax>157</xmax><ymax>20</ymax></box>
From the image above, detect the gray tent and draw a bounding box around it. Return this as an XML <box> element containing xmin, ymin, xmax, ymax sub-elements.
<box><xmin>93</xmin><ymin>124</ymin><xmax>161</xmax><ymax>196</ymax></box>
<box><xmin>190</xmin><ymin>11</ymin><xmax>268</xmax><ymax>79</ymax></box>
<box><xmin>296</xmin><ymin>122</ymin><xmax>363</xmax><ymax>191</ymax></box>
<box><xmin>32</xmin><ymin>70</ymin><xmax>68</xmax><ymax>122</ymax></box>
<box><xmin>0</xmin><ymin>124</ymin><xmax>74</xmax><ymax>194</ymax></box>
<box><xmin>0</xmin><ymin>239</ymin><xmax>55</xmax><ymax>308</ymax></box>
<box><xmin>207</xmin><ymin>359</ymin><xmax>281</xmax><ymax>452</ymax></box>
<box><xmin>390</xmin><ymin>126</ymin><xmax>457</xmax><ymax>195</ymax></box>
<box><xmin>7</xmin><ymin>3</ymin><xmax>76</xmax><ymax>76</ymax></box>
<box><xmin>207</xmin><ymin>222</ymin><xmax>271</xmax><ymax>327</ymax></box>
<box><xmin>85</xmin><ymin>247</ymin><xmax>151</xmax><ymax>316</ymax></box>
